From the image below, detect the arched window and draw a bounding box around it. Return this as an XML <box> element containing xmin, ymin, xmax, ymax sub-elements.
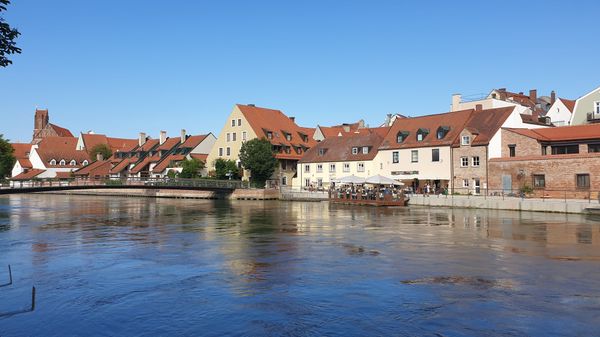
<box><xmin>59</xmin><ymin>159</ymin><xmax>66</xmax><ymax>166</ymax></box>
<box><xmin>396</xmin><ymin>131</ymin><xmax>409</xmax><ymax>143</ymax></box>
<box><xmin>70</xmin><ymin>160</ymin><xmax>77</xmax><ymax>166</ymax></box>
<box><xmin>50</xmin><ymin>159</ymin><xmax>57</xmax><ymax>166</ymax></box>
<box><xmin>82</xmin><ymin>160</ymin><xmax>89</xmax><ymax>166</ymax></box>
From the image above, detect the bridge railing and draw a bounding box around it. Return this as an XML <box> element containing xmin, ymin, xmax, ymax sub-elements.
<box><xmin>6</xmin><ymin>177</ymin><xmax>249</xmax><ymax>190</ymax></box>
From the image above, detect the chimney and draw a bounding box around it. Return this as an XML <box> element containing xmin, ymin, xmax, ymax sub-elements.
<box><xmin>289</xmin><ymin>116</ymin><xmax>295</xmax><ymax>123</ymax></box>
<box><xmin>551</xmin><ymin>90</ymin><xmax>556</xmax><ymax>104</ymax></box>
<box><xmin>159</xmin><ymin>130</ymin><xmax>167</xmax><ymax>145</ymax></box>
<box><xmin>342</xmin><ymin>124</ymin><xmax>350</xmax><ymax>132</ymax></box>
<box><xmin>96</xmin><ymin>152</ymin><xmax>104</xmax><ymax>161</ymax></box>
<box><xmin>475</xmin><ymin>104</ymin><xmax>483</xmax><ymax>111</ymax></box>
<box><xmin>138</xmin><ymin>132</ymin><xmax>146</xmax><ymax>147</ymax></box>
<box><xmin>180</xmin><ymin>129</ymin><xmax>186</xmax><ymax>143</ymax></box>
<box><xmin>529</xmin><ymin>89</ymin><xmax>537</xmax><ymax>103</ymax></box>
<box><xmin>451</xmin><ymin>94</ymin><xmax>461</xmax><ymax>111</ymax></box>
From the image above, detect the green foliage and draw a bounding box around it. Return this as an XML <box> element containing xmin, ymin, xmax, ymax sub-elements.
<box><xmin>89</xmin><ymin>143</ymin><xmax>112</xmax><ymax>162</ymax></box>
<box><xmin>239</xmin><ymin>138</ymin><xmax>276</xmax><ymax>185</ymax></box>
<box><xmin>214</xmin><ymin>158</ymin><xmax>239</xmax><ymax>180</ymax></box>
<box><xmin>0</xmin><ymin>134</ymin><xmax>15</xmax><ymax>179</ymax></box>
<box><xmin>0</xmin><ymin>1</ymin><xmax>21</xmax><ymax>67</ymax></box>
<box><xmin>179</xmin><ymin>158</ymin><xmax>205</xmax><ymax>179</ymax></box>
<box><xmin>520</xmin><ymin>185</ymin><xmax>533</xmax><ymax>195</ymax></box>
<box><xmin>166</xmin><ymin>170</ymin><xmax>178</xmax><ymax>179</ymax></box>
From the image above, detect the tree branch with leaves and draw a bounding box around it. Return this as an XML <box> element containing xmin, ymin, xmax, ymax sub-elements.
<box><xmin>0</xmin><ymin>0</ymin><xmax>21</xmax><ymax>67</ymax></box>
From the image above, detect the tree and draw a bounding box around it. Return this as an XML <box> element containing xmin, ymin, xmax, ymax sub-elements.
<box><xmin>89</xmin><ymin>144</ymin><xmax>112</xmax><ymax>161</ymax></box>
<box><xmin>0</xmin><ymin>134</ymin><xmax>16</xmax><ymax>179</ymax></box>
<box><xmin>214</xmin><ymin>158</ymin><xmax>239</xmax><ymax>180</ymax></box>
<box><xmin>239</xmin><ymin>138</ymin><xmax>277</xmax><ymax>186</ymax></box>
<box><xmin>0</xmin><ymin>0</ymin><xmax>21</xmax><ymax>67</ymax></box>
<box><xmin>179</xmin><ymin>158</ymin><xmax>205</xmax><ymax>179</ymax></box>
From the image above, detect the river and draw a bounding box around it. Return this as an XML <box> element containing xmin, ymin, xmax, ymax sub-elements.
<box><xmin>1</xmin><ymin>194</ymin><xmax>599</xmax><ymax>336</ymax></box>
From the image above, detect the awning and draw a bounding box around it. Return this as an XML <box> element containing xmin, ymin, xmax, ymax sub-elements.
<box><xmin>365</xmin><ymin>174</ymin><xmax>404</xmax><ymax>186</ymax></box>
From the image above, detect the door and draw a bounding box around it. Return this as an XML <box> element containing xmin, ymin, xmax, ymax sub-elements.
<box><xmin>502</xmin><ymin>175</ymin><xmax>512</xmax><ymax>194</ymax></box>
<box><xmin>474</xmin><ymin>179</ymin><xmax>481</xmax><ymax>195</ymax></box>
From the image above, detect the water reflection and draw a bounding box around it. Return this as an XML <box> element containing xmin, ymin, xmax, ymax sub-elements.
<box><xmin>0</xmin><ymin>195</ymin><xmax>599</xmax><ymax>336</ymax></box>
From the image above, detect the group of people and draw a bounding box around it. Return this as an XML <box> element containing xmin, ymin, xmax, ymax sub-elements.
<box><xmin>330</xmin><ymin>184</ymin><xmax>405</xmax><ymax>201</ymax></box>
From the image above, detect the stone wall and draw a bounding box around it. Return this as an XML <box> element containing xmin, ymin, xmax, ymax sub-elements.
<box><xmin>501</xmin><ymin>129</ymin><xmax>541</xmax><ymax>157</ymax></box>
<box><xmin>452</xmin><ymin>144</ymin><xmax>487</xmax><ymax>193</ymax></box>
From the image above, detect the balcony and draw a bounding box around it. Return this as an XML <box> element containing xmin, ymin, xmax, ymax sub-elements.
<box><xmin>586</xmin><ymin>112</ymin><xmax>600</xmax><ymax>123</ymax></box>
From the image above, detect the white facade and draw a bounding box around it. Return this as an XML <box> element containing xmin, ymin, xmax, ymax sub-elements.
<box><xmin>487</xmin><ymin>106</ymin><xmax>549</xmax><ymax>159</ymax></box>
<box><xmin>375</xmin><ymin>146</ymin><xmax>452</xmax><ymax>182</ymax></box>
<box><xmin>293</xmin><ymin>160</ymin><xmax>377</xmax><ymax>189</ymax></box>
<box><xmin>546</xmin><ymin>99</ymin><xmax>574</xmax><ymax>126</ymax></box>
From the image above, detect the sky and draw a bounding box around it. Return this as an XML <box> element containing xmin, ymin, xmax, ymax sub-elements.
<box><xmin>1</xmin><ymin>0</ymin><xmax>599</xmax><ymax>143</ymax></box>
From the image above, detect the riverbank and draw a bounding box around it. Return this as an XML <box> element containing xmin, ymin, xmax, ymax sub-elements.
<box><xmin>39</xmin><ymin>188</ymin><xmax>279</xmax><ymax>200</ymax></box>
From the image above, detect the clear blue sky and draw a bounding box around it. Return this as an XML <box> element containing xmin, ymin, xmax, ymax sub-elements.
<box><xmin>2</xmin><ymin>0</ymin><xmax>599</xmax><ymax>142</ymax></box>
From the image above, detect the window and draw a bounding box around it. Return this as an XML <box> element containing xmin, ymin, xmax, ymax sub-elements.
<box><xmin>50</xmin><ymin>159</ymin><xmax>57</xmax><ymax>165</ymax></box>
<box><xmin>411</xmin><ymin>150</ymin><xmax>418</xmax><ymax>163</ymax></box>
<box><xmin>219</xmin><ymin>148</ymin><xmax>223</xmax><ymax>156</ymax></box>
<box><xmin>357</xmin><ymin>162</ymin><xmax>365</xmax><ymax>172</ymax></box>
<box><xmin>59</xmin><ymin>159</ymin><xmax>66</xmax><ymax>166</ymax></box>
<box><xmin>226</xmin><ymin>133</ymin><xmax>230</xmax><ymax>142</ymax></box>
<box><xmin>551</xmin><ymin>145</ymin><xmax>579</xmax><ymax>155</ymax></box>
<box><xmin>576</xmin><ymin>174</ymin><xmax>590</xmax><ymax>189</ymax></box>
<box><xmin>533</xmin><ymin>174</ymin><xmax>545</xmax><ymax>188</ymax></box>
<box><xmin>460</xmin><ymin>156</ymin><xmax>468</xmax><ymax>167</ymax></box>
<box><xmin>237</xmin><ymin>118</ymin><xmax>242</xmax><ymax>126</ymax></box>
<box><xmin>508</xmin><ymin>145</ymin><xmax>516</xmax><ymax>157</ymax></box>
<box><xmin>304</xmin><ymin>178</ymin><xmax>310</xmax><ymax>187</ymax></box>
<box><xmin>437</xmin><ymin>126</ymin><xmax>449</xmax><ymax>139</ymax></box>
<box><xmin>329</xmin><ymin>163</ymin><xmax>336</xmax><ymax>172</ymax></box>
<box><xmin>352</xmin><ymin>147</ymin><xmax>358</xmax><ymax>155</ymax></box>
<box><xmin>281</xmin><ymin>176</ymin><xmax>287</xmax><ymax>185</ymax></box>
<box><xmin>242</xmin><ymin>131</ymin><xmax>247</xmax><ymax>141</ymax></box>
<box><xmin>463</xmin><ymin>179</ymin><xmax>469</xmax><ymax>187</ymax></box>
<box><xmin>542</xmin><ymin>146</ymin><xmax>547</xmax><ymax>155</ymax></box>
<box><xmin>304</xmin><ymin>164</ymin><xmax>310</xmax><ymax>173</ymax></box>
<box><xmin>317</xmin><ymin>178</ymin><xmax>323</xmax><ymax>188</ymax></box>
<box><xmin>318</xmin><ymin>148</ymin><xmax>326</xmax><ymax>156</ymax></box>
<box><xmin>432</xmin><ymin>149</ymin><xmax>439</xmax><ymax>162</ymax></box>
<box><xmin>82</xmin><ymin>160</ymin><xmax>89</xmax><ymax>166</ymax></box>
<box><xmin>226</xmin><ymin>147</ymin><xmax>231</xmax><ymax>156</ymax></box>
<box><xmin>232</xmin><ymin>132</ymin><xmax>236</xmax><ymax>141</ymax></box>
<box><xmin>472</xmin><ymin>156</ymin><xmax>480</xmax><ymax>167</ymax></box>
<box><xmin>396</xmin><ymin>131</ymin><xmax>408</xmax><ymax>143</ymax></box>
<box><xmin>595</xmin><ymin>101</ymin><xmax>600</xmax><ymax>114</ymax></box>
<box><xmin>286</xmin><ymin>133</ymin><xmax>292</xmax><ymax>141</ymax></box>
<box><xmin>317</xmin><ymin>164</ymin><xmax>323</xmax><ymax>173</ymax></box>
<box><xmin>362</xmin><ymin>147</ymin><xmax>369</xmax><ymax>154</ymax></box>
<box><xmin>392</xmin><ymin>151</ymin><xmax>399</xmax><ymax>163</ymax></box>
<box><xmin>69</xmin><ymin>160</ymin><xmax>77</xmax><ymax>166</ymax></box>
<box><xmin>343</xmin><ymin>163</ymin><xmax>350</xmax><ymax>172</ymax></box>
<box><xmin>267</xmin><ymin>132</ymin><xmax>273</xmax><ymax>139</ymax></box>
<box><xmin>231</xmin><ymin>119</ymin><xmax>235</xmax><ymax>127</ymax></box>
<box><xmin>417</xmin><ymin>133</ymin><xmax>424</xmax><ymax>141</ymax></box>
<box><xmin>589</xmin><ymin>144</ymin><xmax>600</xmax><ymax>153</ymax></box>
<box><xmin>281</xmin><ymin>160</ymin><xmax>287</xmax><ymax>170</ymax></box>
<box><xmin>461</xmin><ymin>135</ymin><xmax>470</xmax><ymax>146</ymax></box>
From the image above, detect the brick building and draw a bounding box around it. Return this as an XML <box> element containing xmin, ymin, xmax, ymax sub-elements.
<box><xmin>489</xmin><ymin>124</ymin><xmax>600</xmax><ymax>199</ymax></box>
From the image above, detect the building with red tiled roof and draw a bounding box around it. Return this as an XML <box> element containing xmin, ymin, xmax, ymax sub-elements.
<box><xmin>488</xmin><ymin>123</ymin><xmax>600</xmax><ymax>198</ymax></box>
<box><xmin>295</xmin><ymin>128</ymin><xmax>389</xmax><ymax>188</ymax></box>
<box><xmin>312</xmin><ymin>120</ymin><xmax>366</xmax><ymax>141</ymax></box>
<box><xmin>10</xmin><ymin>143</ymin><xmax>33</xmax><ymax>177</ymax></box>
<box><xmin>205</xmin><ymin>104</ymin><xmax>317</xmax><ymax>186</ymax></box>
<box><xmin>32</xmin><ymin>109</ymin><xmax>74</xmax><ymax>144</ymax></box>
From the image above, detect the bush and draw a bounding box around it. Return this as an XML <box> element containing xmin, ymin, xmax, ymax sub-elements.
<box><xmin>214</xmin><ymin>158</ymin><xmax>239</xmax><ymax>180</ymax></box>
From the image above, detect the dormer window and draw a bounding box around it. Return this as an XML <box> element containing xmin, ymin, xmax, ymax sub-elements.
<box><xmin>416</xmin><ymin>128</ymin><xmax>429</xmax><ymax>142</ymax></box>
<box><xmin>267</xmin><ymin>131</ymin><xmax>273</xmax><ymax>139</ymax></box>
<box><xmin>461</xmin><ymin>135</ymin><xmax>470</xmax><ymax>146</ymax></box>
<box><xmin>396</xmin><ymin>131</ymin><xmax>409</xmax><ymax>143</ymax></box>
<box><xmin>69</xmin><ymin>160</ymin><xmax>77</xmax><ymax>166</ymax></box>
<box><xmin>318</xmin><ymin>148</ymin><xmax>326</xmax><ymax>156</ymax></box>
<box><xmin>59</xmin><ymin>159</ymin><xmax>66</xmax><ymax>166</ymax></box>
<box><xmin>352</xmin><ymin>147</ymin><xmax>359</xmax><ymax>155</ymax></box>
<box><xmin>82</xmin><ymin>160</ymin><xmax>89</xmax><ymax>166</ymax></box>
<box><xmin>436</xmin><ymin>126</ymin><xmax>450</xmax><ymax>139</ymax></box>
<box><xmin>286</xmin><ymin>133</ymin><xmax>292</xmax><ymax>141</ymax></box>
<box><xmin>50</xmin><ymin>159</ymin><xmax>57</xmax><ymax>165</ymax></box>
<box><xmin>362</xmin><ymin>147</ymin><xmax>369</xmax><ymax>154</ymax></box>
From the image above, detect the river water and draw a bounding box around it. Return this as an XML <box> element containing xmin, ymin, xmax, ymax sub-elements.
<box><xmin>1</xmin><ymin>194</ymin><xmax>599</xmax><ymax>336</ymax></box>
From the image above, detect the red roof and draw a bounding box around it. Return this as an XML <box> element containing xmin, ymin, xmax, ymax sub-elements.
<box><xmin>49</xmin><ymin>123</ymin><xmax>74</xmax><ymax>137</ymax></box>
<box><xmin>130</xmin><ymin>155</ymin><xmax>161</xmax><ymax>174</ymax></box>
<box><xmin>151</xmin><ymin>154</ymin><xmax>185</xmax><ymax>173</ymax></box>
<box><xmin>236</xmin><ymin>104</ymin><xmax>317</xmax><ymax>160</ymax></box>
<box><xmin>189</xmin><ymin>153</ymin><xmax>208</xmax><ymax>162</ymax></box>
<box><xmin>11</xmin><ymin>169</ymin><xmax>45</xmax><ymax>180</ymax></box>
<box><xmin>74</xmin><ymin>160</ymin><xmax>112</xmax><ymax>177</ymax></box>
<box><xmin>318</xmin><ymin>122</ymin><xmax>363</xmax><ymax>138</ymax></box>
<box><xmin>180</xmin><ymin>134</ymin><xmax>208</xmax><ymax>149</ymax></box>
<box><xmin>108</xmin><ymin>137</ymin><xmax>138</xmax><ymax>152</ymax></box>
<box><xmin>456</xmin><ymin>107</ymin><xmax>516</xmax><ymax>146</ymax></box>
<box><xmin>156</xmin><ymin>137</ymin><xmax>180</xmax><ymax>151</ymax></box>
<box><xmin>55</xmin><ymin>171</ymin><xmax>73</xmax><ymax>179</ymax></box>
<box><xmin>109</xmin><ymin>157</ymin><xmax>137</xmax><ymax>174</ymax></box>
<box><xmin>139</xmin><ymin>139</ymin><xmax>159</xmax><ymax>152</ymax></box>
<box><xmin>300</xmin><ymin>129</ymin><xmax>386</xmax><ymax>163</ymax></box>
<box><xmin>11</xmin><ymin>143</ymin><xmax>33</xmax><ymax>168</ymax></box>
<box><xmin>35</xmin><ymin>137</ymin><xmax>90</xmax><ymax>167</ymax></box>
<box><xmin>559</xmin><ymin>98</ymin><xmax>576</xmax><ymax>113</ymax></box>
<box><xmin>380</xmin><ymin>109</ymin><xmax>473</xmax><ymax>150</ymax></box>
<box><xmin>504</xmin><ymin>123</ymin><xmax>600</xmax><ymax>142</ymax></box>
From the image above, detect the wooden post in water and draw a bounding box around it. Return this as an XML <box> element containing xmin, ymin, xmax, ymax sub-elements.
<box><xmin>31</xmin><ymin>286</ymin><xmax>36</xmax><ymax>311</ymax></box>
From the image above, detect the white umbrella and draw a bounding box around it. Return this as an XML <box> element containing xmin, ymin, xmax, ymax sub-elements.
<box><xmin>337</xmin><ymin>175</ymin><xmax>366</xmax><ymax>184</ymax></box>
<box><xmin>365</xmin><ymin>174</ymin><xmax>404</xmax><ymax>186</ymax></box>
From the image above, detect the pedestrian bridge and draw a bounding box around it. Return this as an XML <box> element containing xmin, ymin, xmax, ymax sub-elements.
<box><xmin>0</xmin><ymin>177</ymin><xmax>249</xmax><ymax>195</ymax></box>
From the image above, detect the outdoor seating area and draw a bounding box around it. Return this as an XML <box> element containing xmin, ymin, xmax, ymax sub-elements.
<box><xmin>328</xmin><ymin>175</ymin><xmax>409</xmax><ymax>206</ymax></box>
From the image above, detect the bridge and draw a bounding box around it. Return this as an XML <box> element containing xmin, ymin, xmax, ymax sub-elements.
<box><xmin>0</xmin><ymin>177</ymin><xmax>249</xmax><ymax>195</ymax></box>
